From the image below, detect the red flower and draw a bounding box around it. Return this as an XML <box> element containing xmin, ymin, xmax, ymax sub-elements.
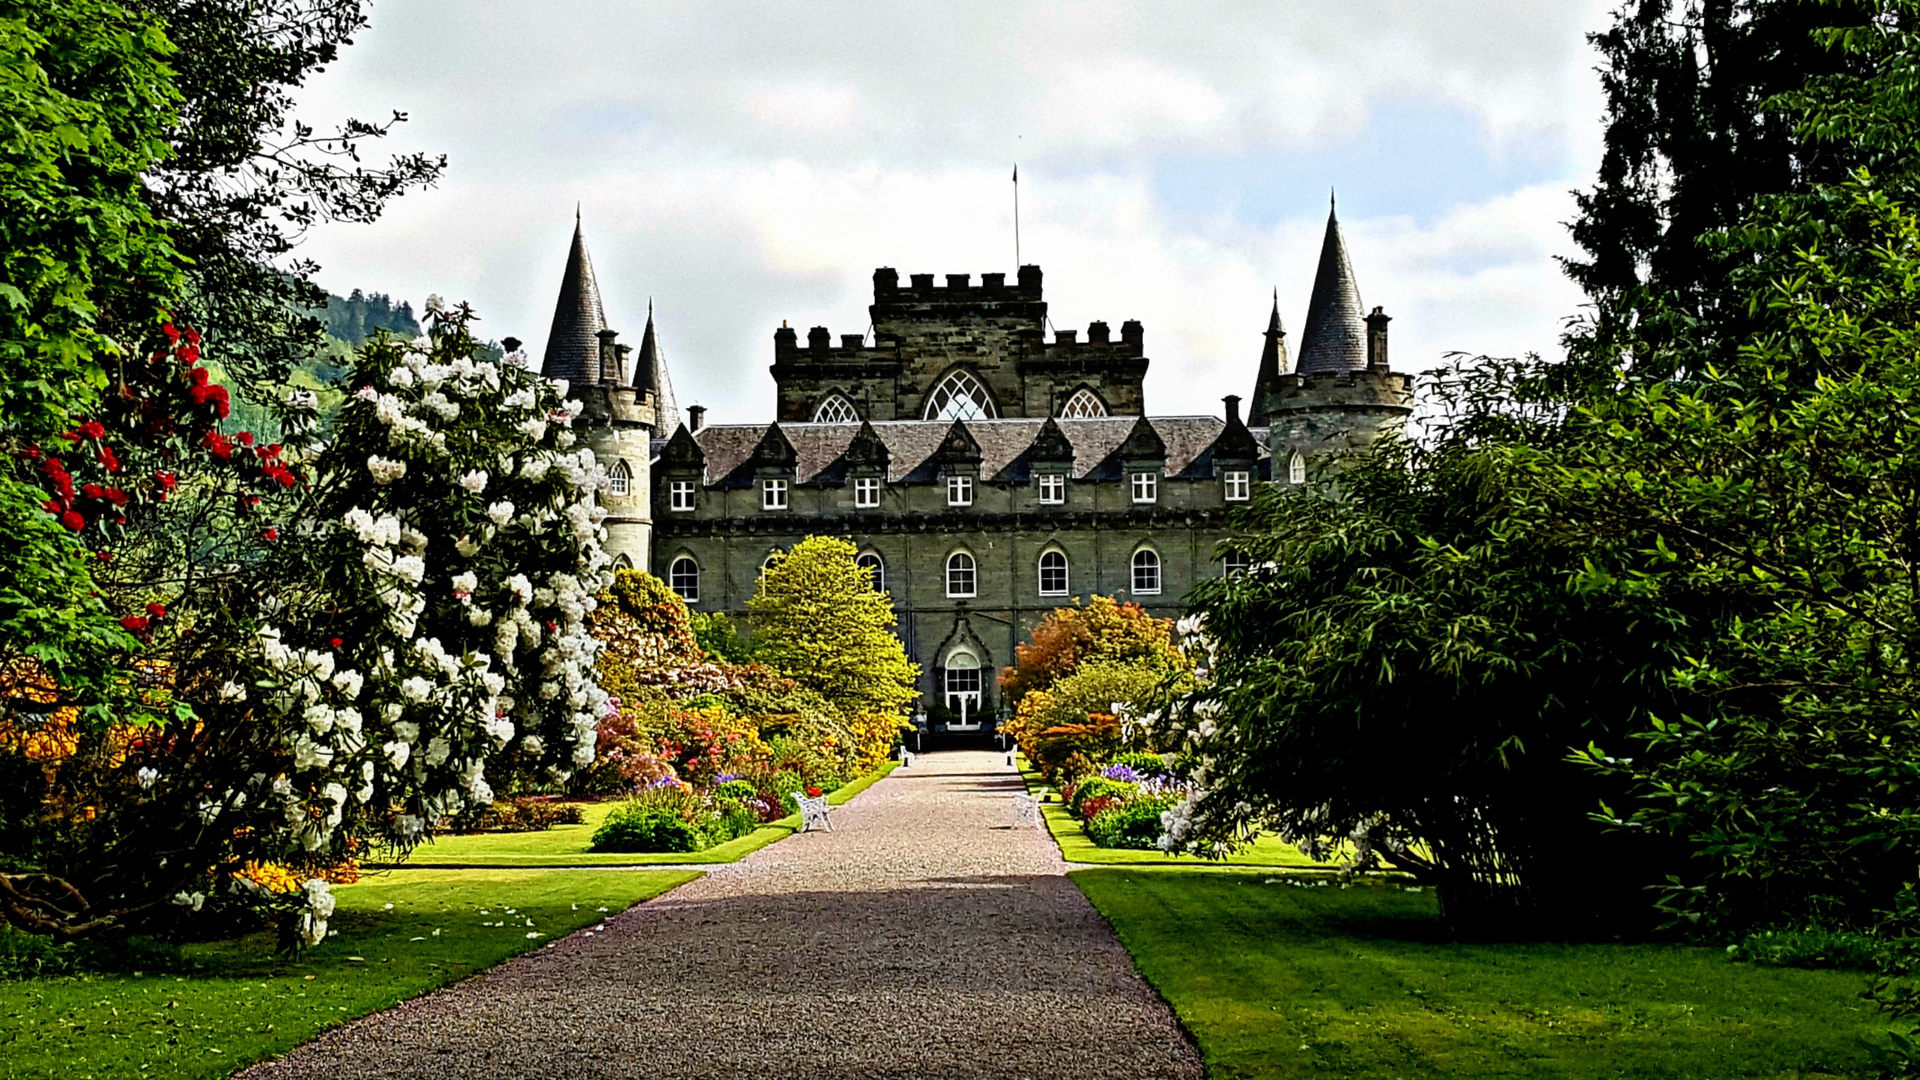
<box><xmin>202</xmin><ymin>431</ymin><xmax>232</xmax><ymax>459</ymax></box>
<box><xmin>260</xmin><ymin>443</ymin><xmax>282</xmax><ymax>459</ymax></box>
<box><xmin>60</xmin><ymin>430</ymin><xmax>81</xmax><ymax>443</ymax></box>
<box><xmin>189</xmin><ymin>367</ymin><xmax>210</xmax><ymax>387</ymax></box>
<box><xmin>96</xmin><ymin>551</ymin><xmax>113</xmax><ymax>562</ymax></box>
<box><xmin>185</xmin><ymin>327</ymin><xmax>201</xmax><ymax>346</ymax></box>
<box><xmin>161</xmin><ymin>321</ymin><xmax>179</xmax><ymax>342</ymax></box>
<box><xmin>121</xmin><ymin>615</ymin><xmax>149</xmax><ymax>633</ymax></box>
<box><xmin>806</xmin><ymin>787</ymin><xmax>822</xmax><ymax>797</ymax></box>
<box><xmin>80</xmin><ymin>420</ymin><xmax>105</xmax><ymax>439</ymax></box>
<box><xmin>145</xmin><ymin>602</ymin><xmax>167</xmax><ymax>619</ymax></box>
<box><xmin>261</xmin><ymin>527</ymin><xmax>279</xmax><ymax>541</ymax></box>
<box><xmin>329</xmin><ymin>638</ymin><xmax>343</xmax><ymax>649</ymax></box>
<box><xmin>155</xmin><ymin>471</ymin><xmax>177</xmax><ymax>491</ymax></box>
<box><xmin>60</xmin><ymin>511</ymin><xmax>85</xmax><ymax>531</ymax></box>
<box><xmin>236</xmin><ymin>431</ymin><xmax>254</xmax><ymax>447</ymax></box>
<box><xmin>82</xmin><ymin>483</ymin><xmax>104</xmax><ymax>500</ymax></box>
<box><xmin>98</xmin><ymin>446</ymin><xmax>120</xmax><ymax>472</ymax></box>
<box><xmin>105</xmin><ymin>488</ymin><xmax>129</xmax><ymax>508</ymax></box>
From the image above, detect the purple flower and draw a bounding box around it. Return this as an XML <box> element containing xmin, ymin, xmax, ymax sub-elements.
<box><xmin>648</xmin><ymin>775</ymin><xmax>680</xmax><ymax>789</ymax></box>
<box><xmin>1101</xmin><ymin>764</ymin><xmax>1141</xmax><ymax>783</ymax></box>
<box><xmin>713</xmin><ymin>773</ymin><xmax>742</xmax><ymax>785</ymax></box>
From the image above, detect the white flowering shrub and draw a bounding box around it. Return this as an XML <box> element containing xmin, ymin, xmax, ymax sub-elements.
<box><xmin>0</xmin><ymin>306</ymin><xmax>609</xmax><ymax>946</ymax></box>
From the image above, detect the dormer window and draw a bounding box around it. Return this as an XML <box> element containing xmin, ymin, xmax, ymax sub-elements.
<box><xmin>1224</xmin><ymin>470</ymin><xmax>1250</xmax><ymax>502</ymax></box>
<box><xmin>1131</xmin><ymin>471</ymin><xmax>1158</xmax><ymax>504</ymax></box>
<box><xmin>1038</xmin><ymin>473</ymin><xmax>1065</xmax><ymax>505</ymax></box>
<box><xmin>947</xmin><ymin>475</ymin><xmax>974</xmax><ymax>507</ymax></box>
<box><xmin>669</xmin><ymin>480</ymin><xmax>695</xmax><ymax>512</ymax></box>
<box><xmin>762</xmin><ymin>479</ymin><xmax>788</xmax><ymax>510</ymax></box>
<box><xmin>855</xmin><ymin>476</ymin><xmax>880</xmax><ymax>508</ymax></box>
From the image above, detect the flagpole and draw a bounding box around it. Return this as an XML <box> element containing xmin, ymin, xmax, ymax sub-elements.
<box><xmin>1013</xmin><ymin>163</ymin><xmax>1021</xmax><ymax>268</ymax></box>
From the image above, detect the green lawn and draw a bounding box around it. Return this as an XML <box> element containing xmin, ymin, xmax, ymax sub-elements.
<box><xmin>388</xmin><ymin>760</ymin><xmax>899</xmax><ymax>867</ymax></box>
<box><xmin>1074</xmin><ymin>868</ymin><xmax>1890</xmax><ymax>1079</ymax></box>
<box><xmin>1016</xmin><ymin>759</ymin><xmax>1320</xmax><ymax>868</ymax></box>
<box><xmin>0</xmin><ymin>869</ymin><xmax>698</xmax><ymax>1080</ymax></box>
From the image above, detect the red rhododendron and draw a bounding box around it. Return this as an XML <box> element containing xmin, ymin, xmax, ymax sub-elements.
<box><xmin>145</xmin><ymin>602</ymin><xmax>166</xmax><ymax>619</ymax></box>
<box><xmin>120</xmin><ymin>616</ymin><xmax>149</xmax><ymax>633</ymax></box>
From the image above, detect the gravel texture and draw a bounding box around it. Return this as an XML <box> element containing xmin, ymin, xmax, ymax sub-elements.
<box><xmin>241</xmin><ymin>750</ymin><xmax>1203</xmax><ymax>1079</ymax></box>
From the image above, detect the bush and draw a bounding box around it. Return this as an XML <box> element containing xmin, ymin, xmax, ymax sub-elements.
<box><xmin>1729</xmin><ymin>929</ymin><xmax>1886</xmax><ymax>972</ymax></box>
<box><xmin>714</xmin><ymin>779</ymin><xmax>757</xmax><ymax>803</ymax></box>
<box><xmin>765</xmin><ymin>770</ymin><xmax>806</xmax><ymax>803</ymax></box>
<box><xmin>710</xmin><ymin>804</ymin><xmax>759</xmax><ymax>844</ymax></box>
<box><xmin>1088</xmin><ymin>795</ymin><xmax>1178</xmax><ymax>850</ymax></box>
<box><xmin>446</xmin><ymin>798</ymin><xmax>586</xmax><ymax>834</ymax></box>
<box><xmin>589</xmin><ymin>805</ymin><xmax>708</xmax><ymax>853</ymax></box>
<box><xmin>1108</xmin><ymin>752</ymin><xmax>1169</xmax><ymax>777</ymax></box>
<box><xmin>1069</xmin><ymin>777</ymin><xmax>1138</xmax><ymax>819</ymax></box>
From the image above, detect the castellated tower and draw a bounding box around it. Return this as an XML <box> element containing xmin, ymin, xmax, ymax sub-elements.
<box><xmin>1253</xmin><ymin>200</ymin><xmax>1413</xmax><ymax>484</ymax></box>
<box><xmin>540</xmin><ymin>216</ymin><xmax>673</xmax><ymax>569</ymax></box>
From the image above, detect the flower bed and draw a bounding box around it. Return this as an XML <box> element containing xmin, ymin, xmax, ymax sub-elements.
<box><xmin>1057</xmin><ymin>754</ymin><xmax>1192</xmax><ymax>851</ymax></box>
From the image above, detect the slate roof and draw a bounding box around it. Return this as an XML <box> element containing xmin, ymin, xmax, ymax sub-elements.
<box><xmin>635</xmin><ymin>303</ymin><xmax>680</xmax><ymax>429</ymax></box>
<box><xmin>679</xmin><ymin>417</ymin><xmax>1262</xmax><ymax>487</ymax></box>
<box><xmin>1295</xmin><ymin>199</ymin><xmax>1369</xmax><ymax>375</ymax></box>
<box><xmin>541</xmin><ymin>217</ymin><xmax>609</xmax><ymax>385</ymax></box>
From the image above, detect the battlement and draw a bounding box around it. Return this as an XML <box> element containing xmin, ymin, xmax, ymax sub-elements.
<box><xmin>873</xmin><ymin>265</ymin><xmax>1044</xmax><ymax>305</ymax></box>
<box><xmin>1271</xmin><ymin>369</ymin><xmax>1414</xmax><ymax>410</ymax></box>
<box><xmin>1032</xmin><ymin>319</ymin><xmax>1146</xmax><ymax>362</ymax></box>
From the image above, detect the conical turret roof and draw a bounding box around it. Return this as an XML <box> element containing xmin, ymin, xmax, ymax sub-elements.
<box><xmin>541</xmin><ymin>213</ymin><xmax>609</xmax><ymax>385</ymax></box>
<box><xmin>1249</xmin><ymin>289</ymin><xmax>1289</xmax><ymax>425</ymax></box>
<box><xmin>634</xmin><ymin>301</ymin><xmax>680</xmax><ymax>430</ymax></box>
<box><xmin>1295</xmin><ymin>198</ymin><xmax>1368</xmax><ymax>375</ymax></box>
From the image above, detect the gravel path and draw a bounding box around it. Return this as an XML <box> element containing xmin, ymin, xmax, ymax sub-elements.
<box><xmin>242</xmin><ymin>750</ymin><xmax>1203</xmax><ymax>1079</ymax></box>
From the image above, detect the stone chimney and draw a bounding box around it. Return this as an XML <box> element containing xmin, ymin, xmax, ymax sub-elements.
<box><xmin>687</xmin><ymin>405</ymin><xmax>706</xmax><ymax>432</ymax></box>
<box><xmin>1366</xmin><ymin>307</ymin><xmax>1391</xmax><ymax>372</ymax></box>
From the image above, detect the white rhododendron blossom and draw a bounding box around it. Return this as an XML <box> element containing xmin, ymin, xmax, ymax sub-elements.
<box><xmin>232</xmin><ymin>310</ymin><xmax>609</xmax><ymax>946</ymax></box>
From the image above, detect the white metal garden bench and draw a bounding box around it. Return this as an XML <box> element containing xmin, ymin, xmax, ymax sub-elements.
<box><xmin>1012</xmin><ymin>792</ymin><xmax>1042</xmax><ymax>829</ymax></box>
<box><xmin>791</xmin><ymin>791</ymin><xmax>834</xmax><ymax>833</ymax></box>
<box><xmin>900</xmin><ymin>749</ymin><xmax>914</xmax><ymax>767</ymax></box>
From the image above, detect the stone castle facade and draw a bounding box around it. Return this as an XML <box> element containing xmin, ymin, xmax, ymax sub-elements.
<box><xmin>540</xmin><ymin>204</ymin><xmax>1411</xmax><ymax>738</ymax></box>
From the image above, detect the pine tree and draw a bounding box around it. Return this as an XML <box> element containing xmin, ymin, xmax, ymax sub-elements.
<box><xmin>749</xmin><ymin>536</ymin><xmax>920</xmax><ymax>717</ymax></box>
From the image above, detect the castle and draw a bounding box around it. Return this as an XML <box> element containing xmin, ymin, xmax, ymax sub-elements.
<box><xmin>542</xmin><ymin>203</ymin><xmax>1412</xmax><ymax>739</ymax></box>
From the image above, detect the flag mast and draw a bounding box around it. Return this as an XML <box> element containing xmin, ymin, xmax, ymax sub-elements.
<box><xmin>1013</xmin><ymin>163</ymin><xmax>1021</xmax><ymax>268</ymax></box>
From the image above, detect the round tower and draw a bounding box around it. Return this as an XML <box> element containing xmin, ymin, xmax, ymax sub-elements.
<box><xmin>1261</xmin><ymin>199</ymin><xmax>1413</xmax><ymax>484</ymax></box>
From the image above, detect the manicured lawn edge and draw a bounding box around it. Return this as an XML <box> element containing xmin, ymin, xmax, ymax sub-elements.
<box><xmin>0</xmin><ymin>869</ymin><xmax>702</xmax><ymax>1080</ymax></box>
<box><xmin>1014</xmin><ymin>755</ymin><xmax>1327</xmax><ymax>869</ymax></box>
<box><xmin>382</xmin><ymin>759</ymin><xmax>901</xmax><ymax>868</ymax></box>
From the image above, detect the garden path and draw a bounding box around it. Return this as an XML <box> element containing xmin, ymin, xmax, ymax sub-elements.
<box><xmin>242</xmin><ymin>749</ymin><xmax>1203</xmax><ymax>1079</ymax></box>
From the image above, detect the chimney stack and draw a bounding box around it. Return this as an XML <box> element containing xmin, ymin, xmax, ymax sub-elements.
<box><xmin>1366</xmin><ymin>307</ymin><xmax>1391</xmax><ymax>372</ymax></box>
<box><xmin>688</xmin><ymin>405</ymin><xmax>706</xmax><ymax>432</ymax></box>
<box><xmin>1223</xmin><ymin>394</ymin><xmax>1242</xmax><ymax>426</ymax></box>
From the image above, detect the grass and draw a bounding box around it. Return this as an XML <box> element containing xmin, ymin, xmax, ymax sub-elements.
<box><xmin>1074</xmin><ymin>868</ymin><xmax>1891</xmax><ymax>1079</ymax></box>
<box><xmin>0</xmin><ymin>868</ymin><xmax>698</xmax><ymax>1080</ymax></box>
<box><xmin>1016</xmin><ymin>758</ymin><xmax>1320</xmax><ymax>868</ymax></box>
<box><xmin>388</xmin><ymin>760</ymin><xmax>900</xmax><ymax>867</ymax></box>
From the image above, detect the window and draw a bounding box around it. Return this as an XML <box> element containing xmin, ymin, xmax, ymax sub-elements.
<box><xmin>1288</xmin><ymin>452</ymin><xmax>1306</xmax><ymax>485</ymax></box>
<box><xmin>856</xmin><ymin>551</ymin><xmax>886</xmax><ymax>593</ymax></box>
<box><xmin>762</xmin><ymin>478</ymin><xmax>788</xmax><ymax>510</ymax></box>
<box><xmin>668</xmin><ymin>556</ymin><xmax>699</xmax><ymax>602</ymax></box>
<box><xmin>669</xmin><ymin>480</ymin><xmax>695</xmax><ymax>512</ymax></box>
<box><xmin>1060</xmin><ymin>388</ymin><xmax>1107</xmax><ymax>418</ymax></box>
<box><xmin>923</xmin><ymin>369</ymin><xmax>997</xmax><ymax>421</ymax></box>
<box><xmin>854</xmin><ymin>476</ymin><xmax>880</xmax><ymax>508</ymax></box>
<box><xmin>612</xmin><ymin>552</ymin><xmax>634</xmax><ymax>571</ymax></box>
<box><xmin>1223</xmin><ymin>550</ymin><xmax>1251</xmax><ymax>578</ymax></box>
<box><xmin>760</xmin><ymin>550</ymin><xmax>782</xmax><ymax>579</ymax></box>
<box><xmin>1132</xmin><ymin>548</ymin><xmax>1162</xmax><ymax>595</ymax></box>
<box><xmin>1038</xmin><ymin>473</ymin><xmax>1065</xmax><ymax>505</ymax></box>
<box><xmin>1038</xmin><ymin>550</ymin><xmax>1068</xmax><ymax>596</ymax></box>
<box><xmin>812</xmin><ymin>394</ymin><xmax>859</xmax><ymax>423</ymax></box>
<box><xmin>947</xmin><ymin>475</ymin><xmax>973</xmax><ymax>507</ymax></box>
<box><xmin>1131</xmin><ymin>471</ymin><xmax>1158</xmax><ymax>504</ymax></box>
<box><xmin>945</xmin><ymin>650</ymin><xmax>984</xmax><ymax>726</ymax></box>
<box><xmin>946</xmin><ymin>551</ymin><xmax>977</xmax><ymax>598</ymax></box>
<box><xmin>1224</xmin><ymin>470</ymin><xmax>1250</xmax><ymax>502</ymax></box>
<box><xmin>607</xmin><ymin>460</ymin><xmax>633</xmax><ymax>497</ymax></box>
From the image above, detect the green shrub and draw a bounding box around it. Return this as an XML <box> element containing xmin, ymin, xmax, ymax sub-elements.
<box><xmin>589</xmin><ymin>805</ymin><xmax>709</xmax><ymax>853</ymax></box>
<box><xmin>766</xmin><ymin>770</ymin><xmax>806</xmax><ymax>802</ymax></box>
<box><xmin>448</xmin><ymin>798</ymin><xmax>587</xmax><ymax>834</ymax></box>
<box><xmin>1729</xmin><ymin>929</ymin><xmax>1885</xmax><ymax>971</ymax></box>
<box><xmin>1107</xmin><ymin>752</ymin><xmax>1169</xmax><ymax>777</ymax></box>
<box><xmin>1069</xmin><ymin>777</ymin><xmax>1138</xmax><ymax>818</ymax></box>
<box><xmin>714</xmin><ymin>779</ymin><xmax>758</xmax><ymax>803</ymax></box>
<box><xmin>1088</xmin><ymin>795</ymin><xmax>1178</xmax><ymax>850</ymax></box>
<box><xmin>812</xmin><ymin>772</ymin><xmax>846</xmax><ymax>794</ymax></box>
<box><xmin>710</xmin><ymin>804</ymin><xmax>759</xmax><ymax>844</ymax></box>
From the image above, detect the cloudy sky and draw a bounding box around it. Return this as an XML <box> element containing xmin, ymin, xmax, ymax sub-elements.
<box><xmin>295</xmin><ymin>0</ymin><xmax>1618</xmax><ymax>425</ymax></box>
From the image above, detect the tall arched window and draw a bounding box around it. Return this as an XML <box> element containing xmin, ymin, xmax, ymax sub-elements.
<box><xmin>607</xmin><ymin>459</ymin><xmax>633</xmax><ymax>496</ymax></box>
<box><xmin>1059</xmin><ymin>388</ymin><xmax>1107</xmax><ymax>418</ymax></box>
<box><xmin>1131</xmin><ymin>548</ymin><xmax>1162</xmax><ymax>595</ymax></box>
<box><xmin>945</xmin><ymin>551</ymin><xmax>977</xmax><ymax>598</ymax></box>
<box><xmin>945</xmin><ymin>649</ymin><xmax>984</xmax><ymax>726</ymax></box>
<box><xmin>612</xmin><ymin>552</ymin><xmax>634</xmax><ymax>571</ymax></box>
<box><xmin>855</xmin><ymin>550</ymin><xmax>886</xmax><ymax>594</ymax></box>
<box><xmin>812</xmin><ymin>394</ymin><xmax>858</xmax><ymax>423</ymax></box>
<box><xmin>1038</xmin><ymin>550</ymin><xmax>1069</xmax><ymax>596</ymax></box>
<box><xmin>760</xmin><ymin>549</ymin><xmax>783</xmax><ymax>580</ymax></box>
<box><xmin>668</xmin><ymin>556</ymin><xmax>699</xmax><ymax>602</ymax></box>
<box><xmin>923</xmin><ymin>369</ymin><xmax>997</xmax><ymax>421</ymax></box>
<box><xmin>1288</xmin><ymin>452</ymin><xmax>1306</xmax><ymax>485</ymax></box>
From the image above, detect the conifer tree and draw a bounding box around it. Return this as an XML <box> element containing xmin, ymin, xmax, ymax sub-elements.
<box><xmin>749</xmin><ymin>536</ymin><xmax>920</xmax><ymax>717</ymax></box>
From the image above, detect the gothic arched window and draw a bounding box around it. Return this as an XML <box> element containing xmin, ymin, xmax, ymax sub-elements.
<box><xmin>1059</xmin><ymin>388</ymin><xmax>1107</xmax><ymax>418</ymax></box>
<box><xmin>812</xmin><ymin>394</ymin><xmax>859</xmax><ymax>423</ymax></box>
<box><xmin>607</xmin><ymin>459</ymin><xmax>633</xmax><ymax>497</ymax></box>
<box><xmin>923</xmin><ymin>369</ymin><xmax>997</xmax><ymax>422</ymax></box>
<box><xmin>668</xmin><ymin>555</ymin><xmax>699</xmax><ymax>602</ymax></box>
<box><xmin>1288</xmin><ymin>452</ymin><xmax>1307</xmax><ymax>485</ymax></box>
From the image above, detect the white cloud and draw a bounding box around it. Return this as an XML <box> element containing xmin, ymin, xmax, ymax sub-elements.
<box><xmin>292</xmin><ymin>0</ymin><xmax>1617</xmax><ymax>423</ymax></box>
